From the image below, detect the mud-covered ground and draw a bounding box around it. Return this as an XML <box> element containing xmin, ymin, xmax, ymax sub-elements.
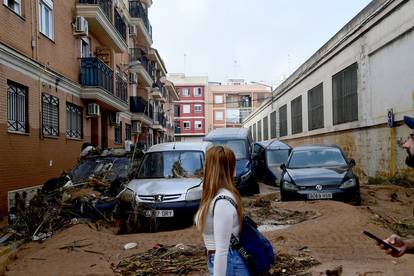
<box><xmin>2</xmin><ymin>183</ymin><xmax>414</xmax><ymax>276</ymax></box>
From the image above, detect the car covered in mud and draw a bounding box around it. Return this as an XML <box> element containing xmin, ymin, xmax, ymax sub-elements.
<box><xmin>279</xmin><ymin>145</ymin><xmax>361</xmax><ymax>205</ymax></box>
<box><xmin>125</xmin><ymin>142</ymin><xmax>212</xmax><ymax>220</ymax></box>
<box><xmin>252</xmin><ymin>139</ymin><xmax>291</xmax><ymax>186</ymax></box>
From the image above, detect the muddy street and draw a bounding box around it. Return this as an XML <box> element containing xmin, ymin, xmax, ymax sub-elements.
<box><xmin>2</xmin><ymin>183</ymin><xmax>414</xmax><ymax>276</ymax></box>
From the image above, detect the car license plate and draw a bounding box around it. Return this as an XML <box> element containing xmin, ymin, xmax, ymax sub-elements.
<box><xmin>145</xmin><ymin>210</ymin><xmax>174</xmax><ymax>217</ymax></box>
<box><xmin>308</xmin><ymin>193</ymin><xmax>333</xmax><ymax>200</ymax></box>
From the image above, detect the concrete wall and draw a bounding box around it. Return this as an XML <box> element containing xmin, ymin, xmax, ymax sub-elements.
<box><xmin>243</xmin><ymin>0</ymin><xmax>414</xmax><ymax>179</ymax></box>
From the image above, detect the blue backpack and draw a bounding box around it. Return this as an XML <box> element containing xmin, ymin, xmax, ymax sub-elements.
<box><xmin>213</xmin><ymin>195</ymin><xmax>276</xmax><ymax>274</ymax></box>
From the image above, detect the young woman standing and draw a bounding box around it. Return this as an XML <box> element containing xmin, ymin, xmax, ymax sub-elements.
<box><xmin>196</xmin><ymin>146</ymin><xmax>249</xmax><ymax>276</ymax></box>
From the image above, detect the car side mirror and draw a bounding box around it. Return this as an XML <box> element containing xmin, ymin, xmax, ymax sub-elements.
<box><xmin>349</xmin><ymin>159</ymin><xmax>356</xmax><ymax>167</ymax></box>
<box><xmin>280</xmin><ymin>163</ymin><xmax>286</xmax><ymax>171</ymax></box>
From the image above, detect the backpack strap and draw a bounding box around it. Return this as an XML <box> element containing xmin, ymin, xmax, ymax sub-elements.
<box><xmin>212</xmin><ymin>195</ymin><xmax>237</xmax><ymax>216</ymax></box>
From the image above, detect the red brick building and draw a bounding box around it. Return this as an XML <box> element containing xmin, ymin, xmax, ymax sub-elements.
<box><xmin>168</xmin><ymin>74</ymin><xmax>208</xmax><ymax>142</ymax></box>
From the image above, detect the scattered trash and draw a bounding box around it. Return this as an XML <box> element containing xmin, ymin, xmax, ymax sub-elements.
<box><xmin>113</xmin><ymin>244</ymin><xmax>207</xmax><ymax>276</ymax></box>
<box><xmin>258</xmin><ymin>224</ymin><xmax>290</xmax><ymax>233</ymax></box>
<box><xmin>269</xmin><ymin>252</ymin><xmax>320</xmax><ymax>275</ymax></box>
<box><xmin>124</xmin><ymin>242</ymin><xmax>138</xmax><ymax>250</ymax></box>
<box><xmin>325</xmin><ymin>265</ymin><xmax>343</xmax><ymax>276</ymax></box>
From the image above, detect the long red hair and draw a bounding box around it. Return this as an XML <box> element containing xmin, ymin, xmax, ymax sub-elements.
<box><xmin>197</xmin><ymin>146</ymin><xmax>243</xmax><ymax>232</ymax></box>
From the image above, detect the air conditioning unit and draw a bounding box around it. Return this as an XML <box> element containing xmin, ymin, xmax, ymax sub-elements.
<box><xmin>129</xmin><ymin>72</ymin><xmax>137</xmax><ymax>84</ymax></box>
<box><xmin>74</xmin><ymin>16</ymin><xmax>88</xmax><ymax>37</ymax></box>
<box><xmin>87</xmin><ymin>103</ymin><xmax>100</xmax><ymax>117</ymax></box>
<box><xmin>129</xmin><ymin>25</ymin><xmax>137</xmax><ymax>36</ymax></box>
<box><xmin>132</xmin><ymin>121</ymin><xmax>142</xmax><ymax>134</ymax></box>
<box><xmin>109</xmin><ymin>112</ymin><xmax>121</xmax><ymax>125</ymax></box>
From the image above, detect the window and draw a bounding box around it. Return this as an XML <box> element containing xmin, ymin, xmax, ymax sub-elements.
<box><xmin>195</xmin><ymin>120</ymin><xmax>202</xmax><ymax>130</ymax></box>
<box><xmin>215</xmin><ymin>111</ymin><xmax>223</xmax><ymax>121</ymax></box>
<box><xmin>257</xmin><ymin>120</ymin><xmax>262</xmax><ymax>141</ymax></box>
<box><xmin>253</xmin><ymin>123</ymin><xmax>257</xmax><ymax>142</ymax></box>
<box><xmin>66</xmin><ymin>103</ymin><xmax>82</xmax><ymax>139</ymax></box>
<box><xmin>182</xmin><ymin>88</ymin><xmax>190</xmax><ymax>97</ymax></box>
<box><xmin>114</xmin><ymin>123</ymin><xmax>122</xmax><ymax>144</ymax></box>
<box><xmin>291</xmin><ymin>96</ymin><xmax>302</xmax><ymax>134</ymax></box>
<box><xmin>3</xmin><ymin>0</ymin><xmax>21</xmax><ymax>15</ymax></box>
<box><xmin>279</xmin><ymin>104</ymin><xmax>287</xmax><ymax>137</ymax></box>
<box><xmin>214</xmin><ymin>95</ymin><xmax>223</xmax><ymax>104</ymax></box>
<box><xmin>194</xmin><ymin>104</ymin><xmax>202</xmax><ymax>113</ymax></box>
<box><xmin>125</xmin><ymin>123</ymin><xmax>131</xmax><ymax>140</ymax></box>
<box><xmin>42</xmin><ymin>93</ymin><xmax>59</xmax><ymax>137</ymax></box>
<box><xmin>174</xmin><ymin>105</ymin><xmax>180</xmax><ymax>117</ymax></box>
<box><xmin>270</xmin><ymin>111</ymin><xmax>277</xmax><ymax>138</ymax></box>
<box><xmin>39</xmin><ymin>0</ymin><xmax>54</xmax><ymax>39</ymax></box>
<box><xmin>7</xmin><ymin>80</ymin><xmax>28</xmax><ymax>133</ymax></box>
<box><xmin>183</xmin><ymin>104</ymin><xmax>190</xmax><ymax>114</ymax></box>
<box><xmin>263</xmin><ymin>116</ymin><xmax>269</xmax><ymax>141</ymax></box>
<box><xmin>194</xmin><ymin>87</ymin><xmax>202</xmax><ymax>97</ymax></box>
<box><xmin>80</xmin><ymin>38</ymin><xmax>90</xmax><ymax>58</ymax></box>
<box><xmin>308</xmin><ymin>83</ymin><xmax>324</xmax><ymax>130</ymax></box>
<box><xmin>332</xmin><ymin>63</ymin><xmax>358</xmax><ymax>125</ymax></box>
<box><xmin>183</xmin><ymin>121</ymin><xmax>190</xmax><ymax>129</ymax></box>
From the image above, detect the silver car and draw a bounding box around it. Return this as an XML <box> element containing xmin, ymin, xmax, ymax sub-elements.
<box><xmin>127</xmin><ymin>142</ymin><xmax>212</xmax><ymax>219</ymax></box>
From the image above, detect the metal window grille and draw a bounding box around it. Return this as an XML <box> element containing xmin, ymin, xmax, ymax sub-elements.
<box><xmin>263</xmin><ymin>116</ymin><xmax>269</xmax><ymax>141</ymax></box>
<box><xmin>114</xmin><ymin>123</ymin><xmax>122</xmax><ymax>144</ymax></box>
<box><xmin>66</xmin><ymin>103</ymin><xmax>82</xmax><ymax>139</ymax></box>
<box><xmin>257</xmin><ymin>120</ymin><xmax>262</xmax><ymax>141</ymax></box>
<box><xmin>308</xmin><ymin>83</ymin><xmax>324</xmax><ymax>130</ymax></box>
<box><xmin>42</xmin><ymin>93</ymin><xmax>59</xmax><ymax>136</ymax></box>
<box><xmin>253</xmin><ymin>123</ymin><xmax>257</xmax><ymax>142</ymax></box>
<box><xmin>125</xmin><ymin>124</ymin><xmax>131</xmax><ymax>140</ymax></box>
<box><xmin>270</xmin><ymin>111</ymin><xmax>277</xmax><ymax>138</ymax></box>
<box><xmin>7</xmin><ymin>80</ymin><xmax>28</xmax><ymax>133</ymax></box>
<box><xmin>279</xmin><ymin>105</ymin><xmax>287</xmax><ymax>137</ymax></box>
<box><xmin>332</xmin><ymin>63</ymin><xmax>358</xmax><ymax>125</ymax></box>
<box><xmin>291</xmin><ymin>96</ymin><xmax>302</xmax><ymax>134</ymax></box>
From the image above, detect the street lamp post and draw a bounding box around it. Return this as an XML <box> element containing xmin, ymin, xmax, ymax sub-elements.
<box><xmin>250</xmin><ymin>81</ymin><xmax>274</xmax><ymax>109</ymax></box>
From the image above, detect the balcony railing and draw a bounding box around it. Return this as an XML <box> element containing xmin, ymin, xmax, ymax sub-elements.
<box><xmin>80</xmin><ymin>57</ymin><xmax>113</xmax><ymax>94</ymax></box>
<box><xmin>114</xmin><ymin>9</ymin><xmax>127</xmax><ymax>41</ymax></box>
<box><xmin>130</xmin><ymin>48</ymin><xmax>152</xmax><ymax>76</ymax></box>
<box><xmin>130</xmin><ymin>96</ymin><xmax>154</xmax><ymax>120</ymax></box>
<box><xmin>175</xmin><ymin>127</ymin><xmax>181</xmax><ymax>134</ymax></box>
<box><xmin>115</xmin><ymin>74</ymin><xmax>128</xmax><ymax>103</ymax></box>
<box><xmin>79</xmin><ymin>0</ymin><xmax>112</xmax><ymax>22</ymax></box>
<box><xmin>129</xmin><ymin>0</ymin><xmax>152</xmax><ymax>39</ymax></box>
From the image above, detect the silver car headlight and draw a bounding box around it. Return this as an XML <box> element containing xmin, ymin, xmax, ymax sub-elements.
<box><xmin>340</xmin><ymin>178</ymin><xmax>356</xmax><ymax>189</ymax></box>
<box><xmin>240</xmin><ymin>170</ymin><xmax>252</xmax><ymax>183</ymax></box>
<box><xmin>185</xmin><ymin>185</ymin><xmax>202</xmax><ymax>201</ymax></box>
<box><xmin>283</xmin><ymin>181</ymin><xmax>299</xmax><ymax>191</ymax></box>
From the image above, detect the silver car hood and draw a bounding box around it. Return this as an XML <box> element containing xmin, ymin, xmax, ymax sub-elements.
<box><xmin>127</xmin><ymin>178</ymin><xmax>202</xmax><ymax>195</ymax></box>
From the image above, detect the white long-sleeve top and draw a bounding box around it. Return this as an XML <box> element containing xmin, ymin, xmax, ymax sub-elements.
<box><xmin>198</xmin><ymin>188</ymin><xmax>241</xmax><ymax>276</ymax></box>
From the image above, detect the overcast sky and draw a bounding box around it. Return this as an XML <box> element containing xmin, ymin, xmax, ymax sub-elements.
<box><xmin>149</xmin><ymin>0</ymin><xmax>372</xmax><ymax>85</ymax></box>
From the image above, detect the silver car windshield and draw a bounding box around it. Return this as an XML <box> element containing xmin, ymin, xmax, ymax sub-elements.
<box><xmin>137</xmin><ymin>151</ymin><xmax>204</xmax><ymax>178</ymax></box>
<box><xmin>288</xmin><ymin>148</ymin><xmax>347</xmax><ymax>169</ymax></box>
<box><xmin>266</xmin><ymin>149</ymin><xmax>290</xmax><ymax>166</ymax></box>
<box><xmin>210</xmin><ymin>140</ymin><xmax>247</xmax><ymax>159</ymax></box>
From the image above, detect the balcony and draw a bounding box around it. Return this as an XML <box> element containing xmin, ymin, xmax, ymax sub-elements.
<box><xmin>130</xmin><ymin>96</ymin><xmax>153</xmax><ymax>125</ymax></box>
<box><xmin>151</xmin><ymin>82</ymin><xmax>167</xmax><ymax>102</ymax></box>
<box><xmin>80</xmin><ymin>57</ymin><xmax>128</xmax><ymax>111</ymax></box>
<box><xmin>175</xmin><ymin>127</ymin><xmax>180</xmax><ymax>134</ymax></box>
<box><xmin>153</xmin><ymin>112</ymin><xmax>167</xmax><ymax>131</ymax></box>
<box><xmin>129</xmin><ymin>0</ymin><xmax>152</xmax><ymax>46</ymax></box>
<box><xmin>77</xmin><ymin>0</ymin><xmax>127</xmax><ymax>53</ymax></box>
<box><xmin>129</xmin><ymin>48</ymin><xmax>153</xmax><ymax>87</ymax></box>
<box><xmin>115</xmin><ymin>74</ymin><xmax>128</xmax><ymax>103</ymax></box>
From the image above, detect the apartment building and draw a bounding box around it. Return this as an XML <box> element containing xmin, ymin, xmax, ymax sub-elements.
<box><xmin>207</xmin><ymin>79</ymin><xmax>271</xmax><ymax>131</ymax></box>
<box><xmin>168</xmin><ymin>74</ymin><xmax>208</xmax><ymax>142</ymax></box>
<box><xmin>243</xmin><ymin>0</ymin><xmax>414</xmax><ymax>180</ymax></box>
<box><xmin>0</xmin><ymin>0</ymin><xmax>176</xmax><ymax>216</ymax></box>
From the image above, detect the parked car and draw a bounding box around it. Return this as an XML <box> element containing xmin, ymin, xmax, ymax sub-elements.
<box><xmin>126</xmin><ymin>142</ymin><xmax>212</xmax><ymax>220</ymax></box>
<box><xmin>252</xmin><ymin>139</ymin><xmax>291</xmax><ymax>186</ymax></box>
<box><xmin>203</xmin><ymin>128</ymin><xmax>259</xmax><ymax>195</ymax></box>
<box><xmin>279</xmin><ymin>145</ymin><xmax>361</xmax><ymax>205</ymax></box>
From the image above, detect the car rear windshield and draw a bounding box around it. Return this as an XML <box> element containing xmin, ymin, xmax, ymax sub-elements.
<box><xmin>137</xmin><ymin>151</ymin><xmax>204</xmax><ymax>178</ymax></box>
<box><xmin>266</xmin><ymin>149</ymin><xmax>290</xmax><ymax>165</ymax></box>
<box><xmin>210</xmin><ymin>140</ymin><xmax>248</xmax><ymax>159</ymax></box>
<box><xmin>288</xmin><ymin>148</ymin><xmax>347</xmax><ymax>168</ymax></box>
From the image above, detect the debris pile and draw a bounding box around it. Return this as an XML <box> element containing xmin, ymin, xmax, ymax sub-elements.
<box><xmin>269</xmin><ymin>252</ymin><xmax>320</xmax><ymax>275</ymax></box>
<box><xmin>7</xmin><ymin>149</ymin><xmax>143</xmax><ymax>241</ymax></box>
<box><xmin>113</xmin><ymin>244</ymin><xmax>207</xmax><ymax>275</ymax></box>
